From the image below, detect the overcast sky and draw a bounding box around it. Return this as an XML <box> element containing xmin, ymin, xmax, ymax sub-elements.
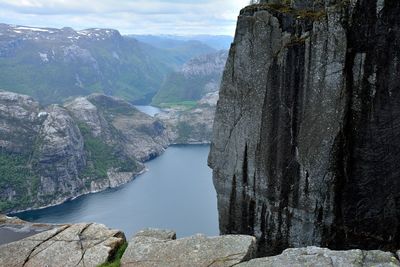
<box><xmin>0</xmin><ymin>0</ymin><xmax>249</xmax><ymax>36</ymax></box>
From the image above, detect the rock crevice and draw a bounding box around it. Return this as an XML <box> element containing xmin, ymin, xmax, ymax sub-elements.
<box><xmin>0</xmin><ymin>223</ymin><xmax>126</xmax><ymax>267</ymax></box>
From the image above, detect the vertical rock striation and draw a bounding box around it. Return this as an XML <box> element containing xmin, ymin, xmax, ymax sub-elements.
<box><xmin>209</xmin><ymin>0</ymin><xmax>400</xmax><ymax>256</ymax></box>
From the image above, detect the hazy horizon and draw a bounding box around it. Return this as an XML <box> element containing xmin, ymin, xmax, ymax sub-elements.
<box><xmin>0</xmin><ymin>0</ymin><xmax>248</xmax><ymax>36</ymax></box>
<box><xmin>0</xmin><ymin>22</ymin><xmax>234</xmax><ymax>37</ymax></box>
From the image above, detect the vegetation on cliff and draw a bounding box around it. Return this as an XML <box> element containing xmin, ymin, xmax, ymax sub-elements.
<box><xmin>79</xmin><ymin>123</ymin><xmax>139</xmax><ymax>180</ymax></box>
<box><xmin>0</xmin><ymin>92</ymin><xmax>169</xmax><ymax>213</ymax></box>
<box><xmin>0</xmin><ymin>153</ymin><xmax>40</xmax><ymax>211</ymax></box>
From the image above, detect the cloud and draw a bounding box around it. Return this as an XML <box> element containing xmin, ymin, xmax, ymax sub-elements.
<box><xmin>0</xmin><ymin>0</ymin><xmax>249</xmax><ymax>35</ymax></box>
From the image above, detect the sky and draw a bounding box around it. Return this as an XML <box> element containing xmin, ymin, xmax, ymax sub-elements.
<box><xmin>0</xmin><ymin>0</ymin><xmax>249</xmax><ymax>36</ymax></box>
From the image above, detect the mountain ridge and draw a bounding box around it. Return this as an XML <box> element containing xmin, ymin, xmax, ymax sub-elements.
<box><xmin>0</xmin><ymin>90</ymin><xmax>169</xmax><ymax>213</ymax></box>
<box><xmin>0</xmin><ymin>23</ymin><xmax>221</xmax><ymax>105</ymax></box>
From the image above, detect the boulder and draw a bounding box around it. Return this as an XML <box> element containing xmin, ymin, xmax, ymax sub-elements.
<box><xmin>121</xmin><ymin>229</ymin><xmax>256</xmax><ymax>267</ymax></box>
<box><xmin>134</xmin><ymin>228</ymin><xmax>177</xmax><ymax>241</ymax></box>
<box><xmin>0</xmin><ymin>215</ymin><xmax>56</xmax><ymax>246</ymax></box>
<box><xmin>237</xmin><ymin>247</ymin><xmax>400</xmax><ymax>267</ymax></box>
<box><xmin>0</xmin><ymin>223</ymin><xmax>126</xmax><ymax>267</ymax></box>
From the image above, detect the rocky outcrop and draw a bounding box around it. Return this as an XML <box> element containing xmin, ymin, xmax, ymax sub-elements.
<box><xmin>0</xmin><ymin>91</ymin><xmax>92</xmax><ymax>212</ymax></box>
<box><xmin>156</xmin><ymin>92</ymin><xmax>217</xmax><ymax>144</ymax></box>
<box><xmin>0</xmin><ymin>215</ymin><xmax>56</xmax><ymax>246</ymax></box>
<box><xmin>0</xmin><ymin>92</ymin><xmax>42</xmax><ymax>153</ymax></box>
<box><xmin>3</xmin><ymin>223</ymin><xmax>400</xmax><ymax>267</ymax></box>
<box><xmin>0</xmin><ymin>223</ymin><xmax>126</xmax><ymax>267</ymax></box>
<box><xmin>237</xmin><ymin>246</ymin><xmax>400</xmax><ymax>267</ymax></box>
<box><xmin>209</xmin><ymin>0</ymin><xmax>400</xmax><ymax>256</ymax></box>
<box><xmin>133</xmin><ymin>228</ymin><xmax>177</xmax><ymax>240</ymax></box>
<box><xmin>65</xmin><ymin>94</ymin><xmax>169</xmax><ymax>162</ymax></box>
<box><xmin>63</xmin><ymin>96</ymin><xmax>107</xmax><ymax>138</ymax></box>
<box><xmin>121</xmin><ymin>228</ymin><xmax>256</xmax><ymax>267</ymax></box>
<box><xmin>0</xmin><ymin>91</ymin><xmax>169</xmax><ymax>213</ymax></box>
<box><xmin>35</xmin><ymin>104</ymin><xmax>87</xmax><ymax>203</ymax></box>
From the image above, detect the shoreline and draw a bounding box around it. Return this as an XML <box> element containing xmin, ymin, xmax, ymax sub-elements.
<box><xmin>8</xmin><ymin>143</ymin><xmax>211</xmax><ymax>216</ymax></box>
<box><xmin>8</xmin><ymin>167</ymin><xmax>148</xmax><ymax>216</ymax></box>
<box><xmin>170</xmin><ymin>141</ymin><xmax>211</xmax><ymax>145</ymax></box>
<box><xmin>8</xmin><ymin>143</ymin><xmax>211</xmax><ymax>217</ymax></box>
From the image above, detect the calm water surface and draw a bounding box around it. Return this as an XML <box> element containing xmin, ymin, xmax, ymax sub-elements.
<box><xmin>15</xmin><ymin>145</ymin><xmax>219</xmax><ymax>238</ymax></box>
<box><xmin>134</xmin><ymin>105</ymin><xmax>162</xmax><ymax>117</ymax></box>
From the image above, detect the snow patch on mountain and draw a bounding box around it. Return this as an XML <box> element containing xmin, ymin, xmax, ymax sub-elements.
<box><xmin>15</xmin><ymin>27</ymin><xmax>51</xmax><ymax>32</ymax></box>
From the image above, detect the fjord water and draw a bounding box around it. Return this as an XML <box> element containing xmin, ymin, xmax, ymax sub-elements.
<box><xmin>16</xmin><ymin>145</ymin><xmax>219</xmax><ymax>238</ymax></box>
<box><xmin>134</xmin><ymin>105</ymin><xmax>162</xmax><ymax>117</ymax></box>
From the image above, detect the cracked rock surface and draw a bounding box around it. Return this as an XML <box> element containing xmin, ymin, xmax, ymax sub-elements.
<box><xmin>0</xmin><ymin>223</ymin><xmax>126</xmax><ymax>267</ymax></box>
<box><xmin>237</xmin><ymin>246</ymin><xmax>400</xmax><ymax>267</ymax></box>
<box><xmin>121</xmin><ymin>228</ymin><xmax>256</xmax><ymax>267</ymax></box>
<box><xmin>0</xmin><ymin>215</ymin><xmax>57</xmax><ymax>246</ymax></box>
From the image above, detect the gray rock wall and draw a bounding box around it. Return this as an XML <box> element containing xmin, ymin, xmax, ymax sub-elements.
<box><xmin>65</xmin><ymin>94</ymin><xmax>169</xmax><ymax>162</ymax></box>
<box><xmin>35</xmin><ymin>104</ymin><xmax>86</xmax><ymax>202</ymax></box>
<box><xmin>209</xmin><ymin>0</ymin><xmax>400</xmax><ymax>255</ymax></box>
<box><xmin>0</xmin><ymin>91</ymin><xmax>170</xmax><ymax>213</ymax></box>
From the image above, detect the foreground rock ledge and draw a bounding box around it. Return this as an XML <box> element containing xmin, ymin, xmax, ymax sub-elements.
<box><xmin>121</xmin><ymin>228</ymin><xmax>257</xmax><ymax>267</ymax></box>
<box><xmin>0</xmin><ymin>215</ymin><xmax>58</xmax><ymax>246</ymax></box>
<box><xmin>238</xmin><ymin>246</ymin><xmax>400</xmax><ymax>267</ymax></box>
<box><xmin>0</xmin><ymin>223</ymin><xmax>126</xmax><ymax>267</ymax></box>
<box><xmin>3</xmin><ymin>225</ymin><xmax>400</xmax><ymax>266</ymax></box>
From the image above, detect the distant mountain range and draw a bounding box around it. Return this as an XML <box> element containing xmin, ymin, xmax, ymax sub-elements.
<box><xmin>152</xmin><ymin>50</ymin><xmax>228</xmax><ymax>106</ymax></box>
<box><xmin>0</xmin><ymin>23</ymin><xmax>230</xmax><ymax>105</ymax></box>
<box><xmin>0</xmin><ymin>25</ymin><xmax>230</xmax><ymax>212</ymax></box>
<box><xmin>130</xmin><ymin>34</ymin><xmax>232</xmax><ymax>50</ymax></box>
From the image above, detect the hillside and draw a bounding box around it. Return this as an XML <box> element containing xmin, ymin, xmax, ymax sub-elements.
<box><xmin>128</xmin><ymin>35</ymin><xmax>217</xmax><ymax>69</ymax></box>
<box><xmin>0</xmin><ymin>91</ymin><xmax>169</xmax><ymax>213</ymax></box>
<box><xmin>157</xmin><ymin>91</ymin><xmax>218</xmax><ymax>144</ymax></box>
<box><xmin>0</xmin><ymin>24</ymin><xmax>220</xmax><ymax>105</ymax></box>
<box><xmin>131</xmin><ymin>34</ymin><xmax>232</xmax><ymax>51</ymax></box>
<box><xmin>152</xmin><ymin>50</ymin><xmax>228</xmax><ymax>106</ymax></box>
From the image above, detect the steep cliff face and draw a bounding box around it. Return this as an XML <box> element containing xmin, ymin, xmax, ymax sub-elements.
<box><xmin>65</xmin><ymin>94</ymin><xmax>169</xmax><ymax>161</ymax></box>
<box><xmin>35</xmin><ymin>105</ymin><xmax>87</xmax><ymax>203</ymax></box>
<box><xmin>209</xmin><ymin>0</ymin><xmax>400</xmax><ymax>256</ymax></box>
<box><xmin>0</xmin><ymin>91</ymin><xmax>171</xmax><ymax>213</ymax></box>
